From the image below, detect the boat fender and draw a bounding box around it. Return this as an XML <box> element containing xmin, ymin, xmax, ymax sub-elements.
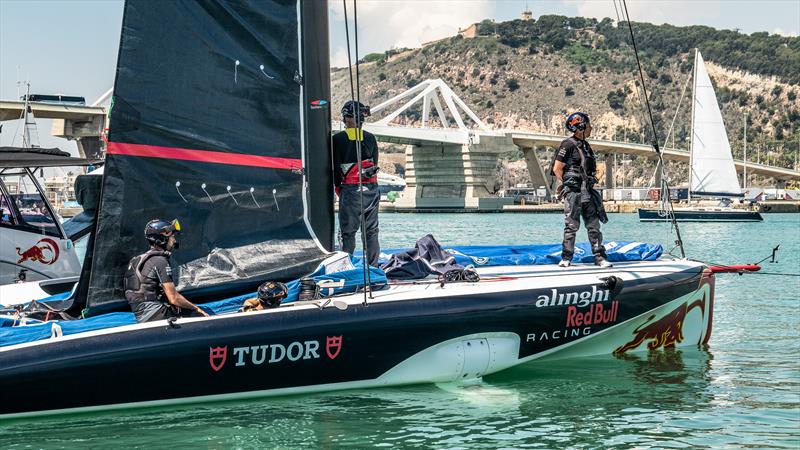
<box><xmin>599</xmin><ymin>275</ymin><xmax>624</xmax><ymax>298</ymax></box>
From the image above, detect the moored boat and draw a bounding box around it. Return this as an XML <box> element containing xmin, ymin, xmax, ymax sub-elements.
<box><xmin>0</xmin><ymin>146</ymin><xmax>99</xmax><ymax>293</ymax></box>
<box><xmin>638</xmin><ymin>207</ymin><xmax>762</xmax><ymax>222</ymax></box>
<box><xmin>639</xmin><ymin>50</ymin><xmax>762</xmax><ymax>223</ymax></box>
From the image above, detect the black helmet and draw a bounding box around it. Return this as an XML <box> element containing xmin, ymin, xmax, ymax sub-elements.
<box><xmin>341</xmin><ymin>100</ymin><xmax>370</xmax><ymax>120</ymax></box>
<box><xmin>145</xmin><ymin>218</ymin><xmax>181</xmax><ymax>248</ymax></box>
<box><xmin>565</xmin><ymin>112</ymin><xmax>591</xmax><ymax>132</ymax></box>
<box><xmin>257</xmin><ymin>281</ymin><xmax>288</xmax><ymax>308</ymax></box>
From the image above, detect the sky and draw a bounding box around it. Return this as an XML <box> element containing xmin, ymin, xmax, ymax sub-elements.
<box><xmin>1</xmin><ymin>0</ymin><xmax>798</xmax><ymax>153</ymax></box>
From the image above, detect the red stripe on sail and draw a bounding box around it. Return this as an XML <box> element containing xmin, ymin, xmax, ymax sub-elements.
<box><xmin>107</xmin><ymin>142</ymin><xmax>302</xmax><ymax>171</ymax></box>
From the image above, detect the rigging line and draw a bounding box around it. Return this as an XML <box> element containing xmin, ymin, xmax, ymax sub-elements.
<box><xmin>611</xmin><ymin>0</ymin><xmax>622</xmax><ymax>23</ymax></box>
<box><xmin>342</xmin><ymin>0</ymin><xmax>370</xmax><ymax>305</ymax></box>
<box><xmin>646</xmin><ymin>72</ymin><xmax>690</xmax><ymax>191</ymax></box>
<box><xmin>621</xmin><ymin>0</ymin><xmax>686</xmax><ymax>258</ymax></box>
<box><xmin>662</xmin><ymin>72</ymin><xmax>691</xmax><ymax>151</ymax></box>
<box><xmin>353</xmin><ymin>0</ymin><xmax>373</xmax><ymax>300</ymax></box>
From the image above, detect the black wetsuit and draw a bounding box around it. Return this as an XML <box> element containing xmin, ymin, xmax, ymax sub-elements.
<box><xmin>555</xmin><ymin>137</ymin><xmax>608</xmax><ymax>262</ymax></box>
<box><xmin>332</xmin><ymin>128</ymin><xmax>380</xmax><ymax>266</ymax></box>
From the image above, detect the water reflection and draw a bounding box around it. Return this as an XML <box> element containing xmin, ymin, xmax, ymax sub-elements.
<box><xmin>2</xmin><ymin>349</ymin><xmax>719</xmax><ymax>449</ymax></box>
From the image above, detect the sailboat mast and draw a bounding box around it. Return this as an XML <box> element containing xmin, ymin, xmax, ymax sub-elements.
<box><xmin>688</xmin><ymin>48</ymin><xmax>698</xmax><ymax>203</ymax></box>
<box><xmin>743</xmin><ymin>112</ymin><xmax>747</xmax><ymax>189</ymax></box>
<box><xmin>22</xmin><ymin>82</ymin><xmax>31</xmax><ymax>148</ymax></box>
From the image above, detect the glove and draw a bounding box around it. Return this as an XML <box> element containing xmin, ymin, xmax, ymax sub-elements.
<box><xmin>556</xmin><ymin>184</ymin><xmax>565</xmax><ymax>200</ymax></box>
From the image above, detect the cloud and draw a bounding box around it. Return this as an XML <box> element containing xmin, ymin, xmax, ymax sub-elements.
<box><xmin>772</xmin><ymin>27</ymin><xmax>798</xmax><ymax>37</ymax></box>
<box><xmin>329</xmin><ymin>0</ymin><xmax>492</xmax><ymax>67</ymax></box>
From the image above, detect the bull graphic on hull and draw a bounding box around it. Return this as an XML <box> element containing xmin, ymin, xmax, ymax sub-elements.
<box><xmin>614</xmin><ymin>296</ymin><xmax>706</xmax><ymax>355</ymax></box>
<box><xmin>16</xmin><ymin>238</ymin><xmax>60</xmax><ymax>265</ymax></box>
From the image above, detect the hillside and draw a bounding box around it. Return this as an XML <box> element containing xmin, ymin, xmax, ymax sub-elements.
<box><xmin>331</xmin><ymin>15</ymin><xmax>799</xmax><ymax>189</ymax></box>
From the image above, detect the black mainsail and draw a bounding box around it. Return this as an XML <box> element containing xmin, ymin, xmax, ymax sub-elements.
<box><xmin>85</xmin><ymin>0</ymin><xmax>332</xmax><ymax>311</ymax></box>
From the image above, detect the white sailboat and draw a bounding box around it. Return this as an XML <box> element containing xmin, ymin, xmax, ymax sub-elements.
<box><xmin>639</xmin><ymin>49</ymin><xmax>763</xmax><ymax>222</ymax></box>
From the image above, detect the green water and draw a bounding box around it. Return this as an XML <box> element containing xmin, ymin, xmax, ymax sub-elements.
<box><xmin>3</xmin><ymin>214</ymin><xmax>799</xmax><ymax>449</ymax></box>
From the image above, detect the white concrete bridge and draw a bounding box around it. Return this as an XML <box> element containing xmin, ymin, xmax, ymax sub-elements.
<box><xmin>342</xmin><ymin>79</ymin><xmax>799</xmax><ymax>209</ymax></box>
<box><xmin>0</xmin><ymin>99</ymin><xmax>108</xmax><ymax>159</ymax></box>
<box><xmin>3</xmin><ymin>80</ymin><xmax>797</xmax><ymax>210</ymax></box>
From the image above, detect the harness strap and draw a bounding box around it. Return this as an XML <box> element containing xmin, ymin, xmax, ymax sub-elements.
<box><xmin>342</xmin><ymin>160</ymin><xmax>377</xmax><ymax>184</ymax></box>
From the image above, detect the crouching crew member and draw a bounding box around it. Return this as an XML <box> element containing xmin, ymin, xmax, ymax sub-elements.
<box><xmin>333</xmin><ymin>100</ymin><xmax>381</xmax><ymax>267</ymax></box>
<box><xmin>124</xmin><ymin>219</ymin><xmax>209</xmax><ymax>322</ymax></box>
<box><xmin>241</xmin><ymin>281</ymin><xmax>288</xmax><ymax>312</ymax></box>
<box><xmin>552</xmin><ymin>112</ymin><xmax>612</xmax><ymax>268</ymax></box>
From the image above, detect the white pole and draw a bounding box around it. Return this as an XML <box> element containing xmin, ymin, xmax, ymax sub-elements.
<box><xmin>688</xmin><ymin>49</ymin><xmax>698</xmax><ymax>203</ymax></box>
<box><xmin>743</xmin><ymin>112</ymin><xmax>747</xmax><ymax>189</ymax></box>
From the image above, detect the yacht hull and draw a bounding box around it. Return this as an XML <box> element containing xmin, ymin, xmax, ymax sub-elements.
<box><xmin>0</xmin><ymin>261</ymin><xmax>713</xmax><ymax>418</ymax></box>
<box><xmin>638</xmin><ymin>208</ymin><xmax>763</xmax><ymax>222</ymax></box>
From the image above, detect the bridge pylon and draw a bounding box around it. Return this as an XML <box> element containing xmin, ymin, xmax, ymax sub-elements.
<box><xmin>368</xmin><ymin>79</ymin><xmax>515</xmax><ymax>210</ymax></box>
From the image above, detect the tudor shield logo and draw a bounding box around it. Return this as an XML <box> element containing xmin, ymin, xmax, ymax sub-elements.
<box><xmin>326</xmin><ymin>335</ymin><xmax>342</xmax><ymax>360</ymax></box>
<box><xmin>209</xmin><ymin>346</ymin><xmax>228</xmax><ymax>372</ymax></box>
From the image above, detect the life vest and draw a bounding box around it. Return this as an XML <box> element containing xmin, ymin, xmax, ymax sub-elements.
<box><xmin>341</xmin><ymin>160</ymin><xmax>378</xmax><ymax>185</ymax></box>
<box><xmin>124</xmin><ymin>250</ymin><xmax>170</xmax><ymax>306</ymax></box>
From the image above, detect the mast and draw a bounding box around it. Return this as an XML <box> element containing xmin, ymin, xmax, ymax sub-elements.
<box><xmin>743</xmin><ymin>112</ymin><xmax>747</xmax><ymax>189</ymax></box>
<box><xmin>21</xmin><ymin>82</ymin><xmax>40</xmax><ymax>149</ymax></box>
<box><xmin>688</xmin><ymin>48</ymin><xmax>698</xmax><ymax>203</ymax></box>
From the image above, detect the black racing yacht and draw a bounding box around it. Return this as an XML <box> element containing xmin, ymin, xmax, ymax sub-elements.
<box><xmin>1</xmin><ymin>0</ymin><xmax>717</xmax><ymax>419</ymax></box>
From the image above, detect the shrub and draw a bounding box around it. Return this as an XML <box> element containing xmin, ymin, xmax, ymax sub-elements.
<box><xmin>607</xmin><ymin>88</ymin><xmax>626</xmax><ymax>110</ymax></box>
<box><xmin>506</xmin><ymin>78</ymin><xmax>520</xmax><ymax>91</ymax></box>
<box><xmin>565</xmin><ymin>87</ymin><xmax>575</xmax><ymax>96</ymax></box>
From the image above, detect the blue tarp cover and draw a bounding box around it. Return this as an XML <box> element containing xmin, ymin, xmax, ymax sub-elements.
<box><xmin>0</xmin><ymin>262</ymin><xmax>386</xmax><ymax>348</ymax></box>
<box><xmin>379</xmin><ymin>241</ymin><xmax>662</xmax><ymax>267</ymax></box>
<box><xmin>1</xmin><ymin>241</ymin><xmax>659</xmax><ymax>347</ymax></box>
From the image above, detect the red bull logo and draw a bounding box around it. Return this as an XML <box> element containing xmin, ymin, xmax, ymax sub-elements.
<box><xmin>16</xmin><ymin>238</ymin><xmax>60</xmax><ymax>265</ymax></box>
<box><xmin>566</xmin><ymin>301</ymin><xmax>619</xmax><ymax>327</ymax></box>
<box><xmin>614</xmin><ymin>296</ymin><xmax>706</xmax><ymax>355</ymax></box>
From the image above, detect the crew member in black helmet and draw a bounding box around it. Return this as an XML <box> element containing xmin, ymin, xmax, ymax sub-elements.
<box><xmin>124</xmin><ymin>219</ymin><xmax>209</xmax><ymax>322</ymax></box>
<box><xmin>332</xmin><ymin>100</ymin><xmax>380</xmax><ymax>266</ymax></box>
<box><xmin>552</xmin><ymin>112</ymin><xmax>611</xmax><ymax>268</ymax></box>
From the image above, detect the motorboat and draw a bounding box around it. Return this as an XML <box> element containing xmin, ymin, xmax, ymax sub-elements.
<box><xmin>0</xmin><ymin>0</ymin><xmax>719</xmax><ymax>419</ymax></box>
<box><xmin>0</xmin><ymin>146</ymin><xmax>100</xmax><ymax>303</ymax></box>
